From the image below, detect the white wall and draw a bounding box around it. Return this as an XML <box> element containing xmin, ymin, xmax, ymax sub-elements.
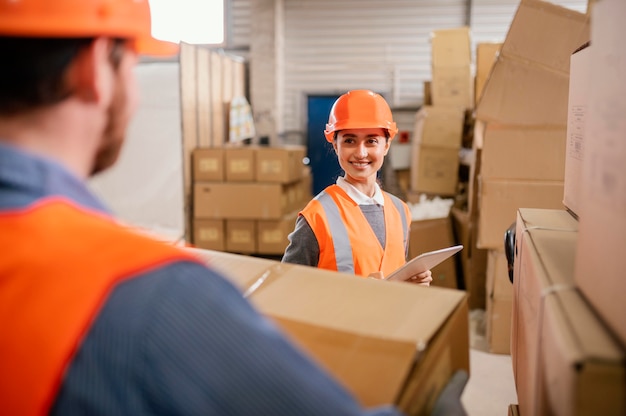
<box><xmin>88</xmin><ymin>62</ymin><xmax>186</xmax><ymax>241</ymax></box>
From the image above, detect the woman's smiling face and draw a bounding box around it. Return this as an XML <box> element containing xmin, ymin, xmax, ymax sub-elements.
<box><xmin>333</xmin><ymin>127</ymin><xmax>390</xmax><ymax>186</ymax></box>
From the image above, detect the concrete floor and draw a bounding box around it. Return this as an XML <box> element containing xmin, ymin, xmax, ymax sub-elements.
<box><xmin>461</xmin><ymin>309</ymin><xmax>518</xmax><ymax>416</ymax></box>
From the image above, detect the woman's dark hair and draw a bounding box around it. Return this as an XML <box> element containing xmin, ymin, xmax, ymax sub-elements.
<box><xmin>0</xmin><ymin>37</ymin><xmax>125</xmax><ymax>115</ymax></box>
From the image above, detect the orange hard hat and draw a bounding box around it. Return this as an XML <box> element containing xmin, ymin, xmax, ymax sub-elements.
<box><xmin>0</xmin><ymin>0</ymin><xmax>177</xmax><ymax>56</ymax></box>
<box><xmin>324</xmin><ymin>90</ymin><xmax>398</xmax><ymax>142</ymax></box>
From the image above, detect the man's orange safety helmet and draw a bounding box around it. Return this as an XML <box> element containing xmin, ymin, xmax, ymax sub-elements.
<box><xmin>324</xmin><ymin>90</ymin><xmax>398</xmax><ymax>142</ymax></box>
<box><xmin>0</xmin><ymin>0</ymin><xmax>177</xmax><ymax>56</ymax></box>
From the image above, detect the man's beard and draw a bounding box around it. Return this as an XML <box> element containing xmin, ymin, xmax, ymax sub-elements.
<box><xmin>90</xmin><ymin>74</ymin><xmax>129</xmax><ymax>176</ymax></box>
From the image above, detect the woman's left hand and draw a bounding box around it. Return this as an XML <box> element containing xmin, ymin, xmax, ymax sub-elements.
<box><xmin>406</xmin><ymin>269</ymin><xmax>432</xmax><ymax>286</ymax></box>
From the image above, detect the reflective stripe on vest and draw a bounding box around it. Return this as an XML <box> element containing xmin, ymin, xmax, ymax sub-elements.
<box><xmin>387</xmin><ymin>192</ymin><xmax>409</xmax><ymax>250</ymax></box>
<box><xmin>316</xmin><ymin>192</ymin><xmax>354</xmax><ymax>273</ymax></box>
<box><xmin>0</xmin><ymin>199</ymin><xmax>203</xmax><ymax>416</ymax></box>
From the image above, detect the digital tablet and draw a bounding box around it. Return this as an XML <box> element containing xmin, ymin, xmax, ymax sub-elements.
<box><xmin>385</xmin><ymin>245</ymin><xmax>463</xmax><ymax>282</ymax></box>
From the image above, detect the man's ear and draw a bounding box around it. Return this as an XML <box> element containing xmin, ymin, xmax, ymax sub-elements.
<box><xmin>65</xmin><ymin>37</ymin><xmax>112</xmax><ymax>104</ymax></box>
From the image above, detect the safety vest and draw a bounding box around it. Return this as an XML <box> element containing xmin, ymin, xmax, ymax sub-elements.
<box><xmin>0</xmin><ymin>198</ymin><xmax>202</xmax><ymax>416</ymax></box>
<box><xmin>301</xmin><ymin>185</ymin><xmax>410</xmax><ymax>277</ymax></box>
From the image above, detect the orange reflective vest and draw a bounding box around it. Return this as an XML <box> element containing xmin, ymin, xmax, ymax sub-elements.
<box><xmin>0</xmin><ymin>199</ymin><xmax>201</xmax><ymax>416</ymax></box>
<box><xmin>300</xmin><ymin>185</ymin><xmax>410</xmax><ymax>277</ymax></box>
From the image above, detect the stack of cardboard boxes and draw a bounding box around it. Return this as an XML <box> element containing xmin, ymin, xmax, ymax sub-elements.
<box><xmin>510</xmin><ymin>0</ymin><xmax>626</xmax><ymax>414</ymax></box>
<box><xmin>410</xmin><ymin>27</ymin><xmax>471</xmax><ymax>198</ymax></box>
<box><xmin>191</xmin><ymin>145</ymin><xmax>311</xmax><ymax>255</ymax></box>
<box><xmin>472</xmin><ymin>0</ymin><xmax>590</xmax><ymax>355</ymax></box>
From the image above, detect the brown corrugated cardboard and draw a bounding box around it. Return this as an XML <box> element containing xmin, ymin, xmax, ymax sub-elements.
<box><xmin>450</xmin><ymin>207</ymin><xmax>488</xmax><ymax>310</ymax></box>
<box><xmin>255</xmin><ymin>145</ymin><xmax>307</xmax><ymax>183</ymax></box>
<box><xmin>475</xmin><ymin>43</ymin><xmax>502</xmax><ymax>107</ymax></box>
<box><xmin>563</xmin><ymin>43</ymin><xmax>590</xmax><ymax>218</ymax></box>
<box><xmin>475</xmin><ymin>0</ymin><xmax>590</xmax><ymax>125</ymax></box>
<box><xmin>188</xmin><ymin>249</ymin><xmax>470</xmax><ymax>413</ymax></box>
<box><xmin>430</xmin><ymin>27</ymin><xmax>471</xmax><ymax>68</ymax></box>
<box><xmin>431</xmin><ymin>66</ymin><xmax>473</xmax><ymax>109</ymax></box>
<box><xmin>500</xmin><ymin>0</ymin><xmax>589</xmax><ymax>74</ymax></box>
<box><xmin>486</xmin><ymin>296</ymin><xmax>512</xmax><ymax>355</ymax></box>
<box><xmin>192</xmin><ymin>219</ymin><xmax>225</xmax><ymax>251</ymax></box>
<box><xmin>410</xmin><ymin>145</ymin><xmax>459</xmax><ymax>196</ymax></box>
<box><xmin>413</xmin><ymin>106</ymin><xmax>465</xmax><ymax>149</ymax></box>
<box><xmin>224</xmin><ymin>146</ymin><xmax>256</xmax><ymax>182</ymax></box>
<box><xmin>194</xmin><ymin>182</ymin><xmax>290</xmax><ymax>219</ymax></box>
<box><xmin>476</xmin><ymin>56</ymin><xmax>571</xmax><ymax>126</ymax></box>
<box><xmin>480</xmin><ymin>124</ymin><xmax>567</xmax><ymax>181</ymax></box>
<box><xmin>536</xmin><ymin>290</ymin><xmax>626</xmax><ymax>416</ymax></box>
<box><xmin>192</xmin><ymin>148</ymin><xmax>225</xmax><ymax>182</ymax></box>
<box><xmin>225</xmin><ymin>219</ymin><xmax>256</xmax><ymax>254</ymax></box>
<box><xmin>486</xmin><ymin>249</ymin><xmax>513</xmax><ymax>354</ymax></box>
<box><xmin>512</xmin><ymin>208</ymin><xmax>578</xmax><ymax>416</ymax></box>
<box><xmin>477</xmin><ymin>179</ymin><xmax>565</xmax><ymax>249</ymax></box>
<box><xmin>257</xmin><ymin>210</ymin><xmax>298</xmax><ymax>255</ymax></box>
<box><xmin>574</xmin><ymin>0</ymin><xmax>626</xmax><ymax>346</ymax></box>
<box><xmin>409</xmin><ymin>217</ymin><xmax>458</xmax><ymax>290</ymax></box>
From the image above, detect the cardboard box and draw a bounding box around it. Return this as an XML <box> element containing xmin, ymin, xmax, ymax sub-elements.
<box><xmin>486</xmin><ymin>296</ymin><xmax>512</xmax><ymax>355</ymax></box>
<box><xmin>508</xmin><ymin>404</ymin><xmax>520</xmax><ymax>416</ymax></box>
<box><xmin>192</xmin><ymin>219</ymin><xmax>225</xmax><ymax>251</ymax></box>
<box><xmin>450</xmin><ymin>207</ymin><xmax>488</xmax><ymax>310</ymax></box>
<box><xmin>194</xmin><ymin>182</ymin><xmax>291</xmax><ymax>219</ymax></box>
<box><xmin>410</xmin><ymin>145</ymin><xmax>459</xmax><ymax>196</ymax></box>
<box><xmin>430</xmin><ymin>27</ymin><xmax>471</xmax><ymax>68</ymax></box>
<box><xmin>475</xmin><ymin>42</ymin><xmax>502</xmax><ymax>107</ymax></box>
<box><xmin>225</xmin><ymin>219</ymin><xmax>256</xmax><ymax>254</ymax></box>
<box><xmin>563</xmin><ymin>43</ymin><xmax>590</xmax><ymax>218</ymax></box>
<box><xmin>188</xmin><ymin>248</ymin><xmax>470</xmax><ymax>414</ymax></box>
<box><xmin>192</xmin><ymin>148</ymin><xmax>225</xmax><ymax>182</ymax></box>
<box><xmin>477</xmin><ymin>179</ymin><xmax>565</xmax><ymax>249</ymax></box>
<box><xmin>413</xmin><ymin>106</ymin><xmax>465</xmax><ymax>149</ymax></box>
<box><xmin>512</xmin><ymin>208</ymin><xmax>578</xmax><ymax>416</ymax></box>
<box><xmin>574</xmin><ymin>0</ymin><xmax>626</xmax><ymax>346</ymax></box>
<box><xmin>257</xmin><ymin>210</ymin><xmax>298</xmax><ymax>255</ymax></box>
<box><xmin>225</xmin><ymin>146</ymin><xmax>256</xmax><ymax>182</ymax></box>
<box><xmin>486</xmin><ymin>249</ymin><xmax>512</xmax><ymax>355</ymax></box>
<box><xmin>480</xmin><ymin>124</ymin><xmax>566</xmax><ymax>181</ymax></box>
<box><xmin>409</xmin><ymin>217</ymin><xmax>458</xmax><ymax>290</ymax></box>
<box><xmin>255</xmin><ymin>145</ymin><xmax>307</xmax><ymax>183</ymax></box>
<box><xmin>536</xmin><ymin>290</ymin><xmax>626</xmax><ymax>416</ymax></box>
<box><xmin>431</xmin><ymin>66</ymin><xmax>473</xmax><ymax>109</ymax></box>
<box><xmin>476</xmin><ymin>0</ymin><xmax>590</xmax><ymax>125</ymax></box>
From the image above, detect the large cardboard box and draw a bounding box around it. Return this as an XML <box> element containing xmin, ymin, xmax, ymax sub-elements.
<box><xmin>192</xmin><ymin>219</ymin><xmax>225</xmax><ymax>251</ymax></box>
<box><xmin>409</xmin><ymin>216</ymin><xmax>458</xmax><ymax>290</ymax></box>
<box><xmin>475</xmin><ymin>42</ymin><xmax>502</xmax><ymax>107</ymax></box>
<box><xmin>477</xmin><ymin>179</ymin><xmax>565</xmax><ymax>249</ymax></box>
<box><xmin>192</xmin><ymin>148</ymin><xmax>225</xmax><ymax>182</ymax></box>
<box><xmin>413</xmin><ymin>106</ymin><xmax>465</xmax><ymax>149</ymax></box>
<box><xmin>486</xmin><ymin>249</ymin><xmax>512</xmax><ymax>354</ymax></box>
<box><xmin>431</xmin><ymin>66</ymin><xmax>473</xmax><ymax>109</ymax></box>
<box><xmin>563</xmin><ymin>43</ymin><xmax>590</xmax><ymax>218</ymax></box>
<box><xmin>430</xmin><ymin>27</ymin><xmax>471</xmax><ymax>68</ymax></box>
<box><xmin>257</xmin><ymin>210</ymin><xmax>298</xmax><ymax>255</ymax></box>
<box><xmin>410</xmin><ymin>145</ymin><xmax>459</xmax><ymax>196</ymax></box>
<box><xmin>512</xmin><ymin>208</ymin><xmax>578</xmax><ymax>416</ymax></box>
<box><xmin>476</xmin><ymin>0</ymin><xmax>590</xmax><ymax>125</ymax></box>
<box><xmin>480</xmin><ymin>124</ymin><xmax>566</xmax><ymax>181</ymax></box>
<box><xmin>255</xmin><ymin>145</ymin><xmax>307</xmax><ymax>184</ymax></box>
<box><xmin>536</xmin><ymin>290</ymin><xmax>626</xmax><ymax>416</ymax></box>
<box><xmin>194</xmin><ymin>182</ymin><xmax>291</xmax><ymax>219</ymax></box>
<box><xmin>189</xmin><ymin>249</ymin><xmax>470</xmax><ymax>414</ymax></box>
<box><xmin>224</xmin><ymin>146</ymin><xmax>256</xmax><ymax>182</ymax></box>
<box><xmin>450</xmin><ymin>207</ymin><xmax>488</xmax><ymax>310</ymax></box>
<box><xmin>574</xmin><ymin>0</ymin><xmax>626</xmax><ymax>346</ymax></box>
<box><xmin>225</xmin><ymin>219</ymin><xmax>256</xmax><ymax>254</ymax></box>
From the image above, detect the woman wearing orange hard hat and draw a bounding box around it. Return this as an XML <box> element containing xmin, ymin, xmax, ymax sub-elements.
<box><xmin>283</xmin><ymin>90</ymin><xmax>433</xmax><ymax>285</ymax></box>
